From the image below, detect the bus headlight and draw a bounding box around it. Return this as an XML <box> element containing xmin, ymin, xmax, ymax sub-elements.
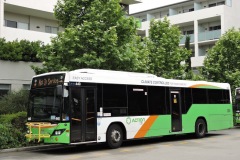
<box><xmin>52</xmin><ymin>129</ymin><xmax>65</xmax><ymax>136</ymax></box>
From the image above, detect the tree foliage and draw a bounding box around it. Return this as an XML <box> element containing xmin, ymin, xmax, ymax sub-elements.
<box><xmin>33</xmin><ymin>0</ymin><xmax>148</xmax><ymax>74</ymax></box>
<box><xmin>0</xmin><ymin>38</ymin><xmax>42</xmax><ymax>62</ymax></box>
<box><xmin>203</xmin><ymin>28</ymin><xmax>240</xmax><ymax>95</ymax></box>
<box><xmin>184</xmin><ymin>35</ymin><xmax>194</xmax><ymax>79</ymax></box>
<box><xmin>147</xmin><ymin>18</ymin><xmax>191</xmax><ymax>78</ymax></box>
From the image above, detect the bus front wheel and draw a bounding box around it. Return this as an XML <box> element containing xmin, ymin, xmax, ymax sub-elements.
<box><xmin>107</xmin><ymin>124</ymin><xmax>123</xmax><ymax>149</ymax></box>
<box><xmin>195</xmin><ymin>118</ymin><xmax>207</xmax><ymax>138</ymax></box>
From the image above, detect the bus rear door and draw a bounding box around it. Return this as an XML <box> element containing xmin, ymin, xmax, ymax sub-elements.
<box><xmin>170</xmin><ymin>90</ymin><xmax>182</xmax><ymax>132</ymax></box>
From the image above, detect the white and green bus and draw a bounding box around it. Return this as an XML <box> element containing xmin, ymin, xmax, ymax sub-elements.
<box><xmin>26</xmin><ymin>69</ymin><xmax>233</xmax><ymax>148</ymax></box>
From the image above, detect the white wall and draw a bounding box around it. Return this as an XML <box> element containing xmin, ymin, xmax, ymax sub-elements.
<box><xmin>191</xmin><ymin>56</ymin><xmax>205</xmax><ymax>67</ymax></box>
<box><xmin>4</xmin><ymin>0</ymin><xmax>57</xmax><ymax>13</ymax></box>
<box><xmin>4</xmin><ymin>11</ymin><xmax>29</xmax><ymax>24</ymax></box>
<box><xmin>0</xmin><ymin>60</ymin><xmax>42</xmax><ymax>90</ymax></box>
<box><xmin>223</xmin><ymin>0</ymin><xmax>240</xmax><ymax>32</ymax></box>
<box><xmin>0</xmin><ymin>0</ymin><xmax>4</xmax><ymax>37</ymax></box>
<box><xmin>29</xmin><ymin>16</ymin><xmax>60</xmax><ymax>32</ymax></box>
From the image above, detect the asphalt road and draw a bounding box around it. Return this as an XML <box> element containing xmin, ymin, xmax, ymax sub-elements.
<box><xmin>1</xmin><ymin>127</ymin><xmax>240</xmax><ymax>160</ymax></box>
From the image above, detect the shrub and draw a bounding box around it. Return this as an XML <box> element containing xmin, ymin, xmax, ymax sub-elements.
<box><xmin>0</xmin><ymin>90</ymin><xmax>29</xmax><ymax>114</ymax></box>
<box><xmin>0</xmin><ymin>112</ymin><xmax>27</xmax><ymax>130</ymax></box>
<box><xmin>0</xmin><ymin>112</ymin><xmax>28</xmax><ymax>149</ymax></box>
<box><xmin>0</xmin><ymin>124</ymin><xmax>18</xmax><ymax>149</ymax></box>
<box><xmin>0</xmin><ymin>90</ymin><xmax>40</xmax><ymax>149</ymax></box>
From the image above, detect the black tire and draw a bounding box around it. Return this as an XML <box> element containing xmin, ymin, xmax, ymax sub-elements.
<box><xmin>107</xmin><ymin>124</ymin><xmax>123</xmax><ymax>149</ymax></box>
<box><xmin>195</xmin><ymin>119</ymin><xmax>207</xmax><ymax>138</ymax></box>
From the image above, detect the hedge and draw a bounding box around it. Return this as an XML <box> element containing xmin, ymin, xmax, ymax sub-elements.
<box><xmin>0</xmin><ymin>112</ymin><xmax>29</xmax><ymax>149</ymax></box>
<box><xmin>0</xmin><ymin>38</ymin><xmax>42</xmax><ymax>62</ymax></box>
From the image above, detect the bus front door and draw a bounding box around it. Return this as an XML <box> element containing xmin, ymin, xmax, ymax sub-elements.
<box><xmin>170</xmin><ymin>90</ymin><xmax>182</xmax><ymax>132</ymax></box>
<box><xmin>70</xmin><ymin>87</ymin><xmax>97</xmax><ymax>143</ymax></box>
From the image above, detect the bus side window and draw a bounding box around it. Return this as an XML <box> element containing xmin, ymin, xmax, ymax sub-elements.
<box><xmin>127</xmin><ymin>85</ymin><xmax>148</xmax><ymax>115</ymax></box>
<box><xmin>148</xmin><ymin>86</ymin><xmax>167</xmax><ymax>115</ymax></box>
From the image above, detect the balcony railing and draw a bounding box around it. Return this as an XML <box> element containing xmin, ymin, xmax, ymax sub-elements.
<box><xmin>180</xmin><ymin>34</ymin><xmax>194</xmax><ymax>44</ymax></box>
<box><xmin>2</xmin><ymin>26</ymin><xmax>56</xmax><ymax>44</ymax></box>
<box><xmin>198</xmin><ymin>30</ymin><xmax>221</xmax><ymax>42</ymax></box>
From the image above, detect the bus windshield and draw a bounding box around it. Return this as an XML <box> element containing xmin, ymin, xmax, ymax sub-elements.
<box><xmin>28</xmin><ymin>87</ymin><xmax>62</xmax><ymax>121</ymax></box>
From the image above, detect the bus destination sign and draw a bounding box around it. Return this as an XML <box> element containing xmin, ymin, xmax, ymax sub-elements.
<box><xmin>31</xmin><ymin>74</ymin><xmax>65</xmax><ymax>88</ymax></box>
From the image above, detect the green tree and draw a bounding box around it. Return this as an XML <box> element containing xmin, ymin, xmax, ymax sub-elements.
<box><xmin>203</xmin><ymin>28</ymin><xmax>240</xmax><ymax>95</ymax></box>
<box><xmin>33</xmin><ymin>0</ymin><xmax>147</xmax><ymax>74</ymax></box>
<box><xmin>147</xmin><ymin>18</ymin><xmax>191</xmax><ymax>78</ymax></box>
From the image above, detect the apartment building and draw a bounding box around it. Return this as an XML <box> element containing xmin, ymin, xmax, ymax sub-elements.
<box><xmin>0</xmin><ymin>0</ymin><xmax>142</xmax><ymax>96</ymax></box>
<box><xmin>131</xmin><ymin>0</ymin><xmax>240</xmax><ymax>70</ymax></box>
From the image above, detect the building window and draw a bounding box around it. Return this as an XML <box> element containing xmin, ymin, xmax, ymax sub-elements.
<box><xmin>189</xmin><ymin>8</ymin><xmax>194</xmax><ymax>12</ymax></box>
<box><xmin>18</xmin><ymin>22</ymin><xmax>29</xmax><ymax>30</ymax></box>
<box><xmin>0</xmin><ymin>84</ymin><xmax>11</xmax><ymax>97</ymax></box>
<box><xmin>209</xmin><ymin>1</ymin><xmax>225</xmax><ymax>8</ymax></box>
<box><xmin>209</xmin><ymin>3</ymin><xmax>217</xmax><ymax>7</ymax></box>
<box><xmin>4</xmin><ymin>20</ymin><xmax>29</xmax><ymax>30</ymax></box>
<box><xmin>45</xmin><ymin>26</ymin><xmax>59</xmax><ymax>34</ymax></box>
<box><xmin>5</xmin><ymin>20</ymin><xmax>17</xmax><ymax>28</ymax></box>
<box><xmin>183</xmin><ymin>30</ymin><xmax>194</xmax><ymax>35</ymax></box>
<box><xmin>209</xmin><ymin>25</ymin><xmax>221</xmax><ymax>31</ymax></box>
<box><xmin>217</xmin><ymin>1</ymin><xmax>225</xmax><ymax>5</ymax></box>
<box><xmin>22</xmin><ymin>84</ymin><xmax>30</xmax><ymax>90</ymax></box>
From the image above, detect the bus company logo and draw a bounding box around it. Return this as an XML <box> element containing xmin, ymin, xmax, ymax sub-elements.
<box><xmin>126</xmin><ymin>117</ymin><xmax>131</xmax><ymax>124</ymax></box>
<box><xmin>126</xmin><ymin>117</ymin><xmax>145</xmax><ymax>125</ymax></box>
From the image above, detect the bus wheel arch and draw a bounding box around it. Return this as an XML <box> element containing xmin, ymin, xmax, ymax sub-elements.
<box><xmin>106</xmin><ymin>122</ymin><xmax>126</xmax><ymax>149</ymax></box>
<box><xmin>195</xmin><ymin>117</ymin><xmax>208</xmax><ymax>138</ymax></box>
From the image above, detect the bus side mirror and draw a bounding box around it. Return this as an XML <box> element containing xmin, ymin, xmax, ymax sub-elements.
<box><xmin>56</xmin><ymin>85</ymin><xmax>63</xmax><ymax>96</ymax></box>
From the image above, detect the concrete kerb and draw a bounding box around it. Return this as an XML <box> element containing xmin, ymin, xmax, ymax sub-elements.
<box><xmin>0</xmin><ymin>144</ymin><xmax>65</xmax><ymax>153</ymax></box>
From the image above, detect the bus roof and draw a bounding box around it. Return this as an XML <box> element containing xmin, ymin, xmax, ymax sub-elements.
<box><xmin>33</xmin><ymin>71</ymin><xmax>68</xmax><ymax>78</ymax></box>
<box><xmin>63</xmin><ymin>69</ymin><xmax>230</xmax><ymax>90</ymax></box>
<box><xmin>32</xmin><ymin>69</ymin><xmax>230</xmax><ymax>90</ymax></box>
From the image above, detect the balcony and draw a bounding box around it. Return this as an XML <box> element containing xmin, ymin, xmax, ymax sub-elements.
<box><xmin>180</xmin><ymin>34</ymin><xmax>194</xmax><ymax>44</ymax></box>
<box><xmin>2</xmin><ymin>26</ymin><xmax>56</xmax><ymax>44</ymax></box>
<box><xmin>198</xmin><ymin>30</ymin><xmax>221</xmax><ymax>42</ymax></box>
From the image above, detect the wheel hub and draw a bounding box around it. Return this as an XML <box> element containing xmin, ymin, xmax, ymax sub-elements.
<box><xmin>111</xmin><ymin>130</ymin><xmax>121</xmax><ymax>143</ymax></box>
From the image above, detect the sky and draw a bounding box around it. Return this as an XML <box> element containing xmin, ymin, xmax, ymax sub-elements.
<box><xmin>129</xmin><ymin>0</ymin><xmax>186</xmax><ymax>14</ymax></box>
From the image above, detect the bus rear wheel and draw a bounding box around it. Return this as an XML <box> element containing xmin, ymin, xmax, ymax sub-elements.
<box><xmin>195</xmin><ymin>119</ymin><xmax>207</xmax><ymax>138</ymax></box>
<box><xmin>107</xmin><ymin>124</ymin><xmax>123</xmax><ymax>149</ymax></box>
